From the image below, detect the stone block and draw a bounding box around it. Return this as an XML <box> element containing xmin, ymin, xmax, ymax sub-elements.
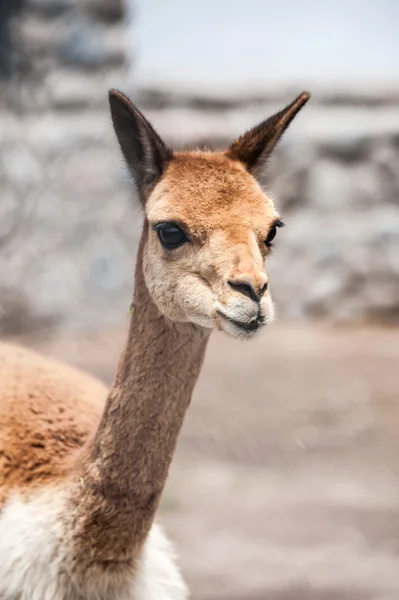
<box><xmin>83</xmin><ymin>0</ymin><xmax>124</xmax><ymax>23</ymax></box>
<box><xmin>307</xmin><ymin>160</ymin><xmax>381</xmax><ymax>212</ymax></box>
<box><xmin>57</xmin><ymin>22</ymin><xmax>125</xmax><ymax>69</ymax></box>
<box><xmin>25</xmin><ymin>0</ymin><xmax>77</xmax><ymax>19</ymax></box>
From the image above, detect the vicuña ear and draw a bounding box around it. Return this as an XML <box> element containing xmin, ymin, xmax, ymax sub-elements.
<box><xmin>226</xmin><ymin>91</ymin><xmax>310</xmax><ymax>181</ymax></box>
<box><xmin>109</xmin><ymin>89</ymin><xmax>172</xmax><ymax>202</ymax></box>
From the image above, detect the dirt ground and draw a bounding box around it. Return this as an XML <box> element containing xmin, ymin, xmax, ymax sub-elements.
<box><xmin>18</xmin><ymin>322</ymin><xmax>399</xmax><ymax>600</ymax></box>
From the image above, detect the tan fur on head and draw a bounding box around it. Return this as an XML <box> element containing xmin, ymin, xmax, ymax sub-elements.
<box><xmin>144</xmin><ymin>152</ymin><xmax>277</xmax><ymax>338</ymax></box>
<box><xmin>110</xmin><ymin>89</ymin><xmax>310</xmax><ymax>339</ymax></box>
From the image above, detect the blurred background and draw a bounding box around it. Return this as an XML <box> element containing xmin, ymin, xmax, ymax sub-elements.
<box><xmin>1</xmin><ymin>0</ymin><xmax>399</xmax><ymax>598</ymax></box>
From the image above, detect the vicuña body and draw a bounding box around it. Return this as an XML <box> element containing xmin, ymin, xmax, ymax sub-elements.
<box><xmin>0</xmin><ymin>89</ymin><xmax>309</xmax><ymax>599</ymax></box>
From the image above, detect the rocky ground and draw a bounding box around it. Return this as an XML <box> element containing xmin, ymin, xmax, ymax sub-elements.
<box><xmin>16</xmin><ymin>321</ymin><xmax>399</xmax><ymax>600</ymax></box>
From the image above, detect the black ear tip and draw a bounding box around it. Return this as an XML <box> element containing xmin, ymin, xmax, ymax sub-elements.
<box><xmin>108</xmin><ymin>89</ymin><xmax>121</xmax><ymax>111</ymax></box>
<box><xmin>108</xmin><ymin>88</ymin><xmax>118</xmax><ymax>99</ymax></box>
<box><xmin>298</xmin><ymin>90</ymin><xmax>311</xmax><ymax>105</ymax></box>
<box><xmin>108</xmin><ymin>89</ymin><xmax>133</xmax><ymax>109</ymax></box>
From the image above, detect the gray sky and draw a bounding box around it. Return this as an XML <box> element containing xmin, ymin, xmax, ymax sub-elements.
<box><xmin>130</xmin><ymin>0</ymin><xmax>399</xmax><ymax>91</ymax></box>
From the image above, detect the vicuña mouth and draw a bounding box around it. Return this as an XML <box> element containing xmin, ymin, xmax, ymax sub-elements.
<box><xmin>216</xmin><ymin>310</ymin><xmax>264</xmax><ymax>332</ymax></box>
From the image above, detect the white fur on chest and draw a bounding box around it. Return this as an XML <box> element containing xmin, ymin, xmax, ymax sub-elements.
<box><xmin>0</xmin><ymin>490</ymin><xmax>188</xmax><ymax>600</ymax></box>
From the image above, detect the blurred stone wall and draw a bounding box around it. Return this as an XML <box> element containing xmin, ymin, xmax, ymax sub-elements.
<box><xmin>0</xmin><ymin>3</ymin><xmax>398</xmax><ymax>334</ymax></box>
<box><xmin>0</xmin><ymin>0</ymin><xmax>137</xmax><ymax>335</ymax></box>
<box><xmin>270</xmin><ymin>120</ymin><xmax>399</xmax><ymax>322</ymax></box>
<box><xmin>141</xmin><ymin>91</ymin><xmax>399</xmax><ymax>323</ymax></box>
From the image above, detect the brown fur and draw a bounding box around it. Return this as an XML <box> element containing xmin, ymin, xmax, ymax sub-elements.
<box><xmin>142</xmin><ymin>151</ymin><xmax>277</xmax><ymax>325</ymax></box>
<box><xmin>67</xmin><ymin>234</ymin><xmax>209</xmax><ymax>573</ymax></box>
<box><xmin>0</xmin><ymin>89</ymin><xmax>310</xmax><ymax>584</ymax></box>
<box><xmin>227</xmin><ymin>91</ymin><xmax>310</xmax><ymax>179</ymax></box>
<box><xmin>0</xmin><ymin>344</ymin><xmax>105</xmax><ymax>507</ymax></box>
<box><xmin>148</xmin><ymin>151</ymin><xmax>276</xmax><ymax>242</ymax></box>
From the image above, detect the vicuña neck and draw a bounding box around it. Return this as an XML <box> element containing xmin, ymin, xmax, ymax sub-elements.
<box><xmin>73</xmin><ymin>225</ymin><xmax>209</xmax><ymax>563</ymax></box>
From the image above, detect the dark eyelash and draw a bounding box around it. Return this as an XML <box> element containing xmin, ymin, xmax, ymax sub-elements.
<box><xmin>264</xmin><ymin>219</ymin><xmax>284</xmax><ymax>251</ymax></box>
<box><xmin>152</xmin><ymin>221</ymin><xmax>175</xmax><ymax>231</ymax></box>
<box><xmin>152</xmin><ymin>221</ymin><xmax>191</xmax><ymax>240</ymax></box>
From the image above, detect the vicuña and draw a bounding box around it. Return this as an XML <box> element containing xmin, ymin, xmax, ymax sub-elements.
<box><xmin>0</xmin><ymin>89</ymin><xmax>310</xmax><ymax>599</ymax></box>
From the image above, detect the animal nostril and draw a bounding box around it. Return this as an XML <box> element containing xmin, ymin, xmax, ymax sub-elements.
<box><xmin>228</xmin><ymin>280</ymin><xmax>259</xmax><ymax>303</ymax></box>
<box><xmin>259</xmin><ymin>282</ymin><xmax>268</xmax><ymax>297</ymax></box>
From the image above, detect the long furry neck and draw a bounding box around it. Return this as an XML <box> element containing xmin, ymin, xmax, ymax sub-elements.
<box><xmin>71</xmin><ymin>224</ymin><xmax>209</xmax><ymax>564</ymax></box>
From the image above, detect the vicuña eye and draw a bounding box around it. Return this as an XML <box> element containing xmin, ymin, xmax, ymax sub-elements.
<box><xmin>264</xmin><ymin>219</ymin><xmax>284</xmax><ymax>247</ymax></box>
<box><xmin>265</xmin><ymin>226</ymin><xmax>277</xmax><ymax>247</ymax></box>
<box><xmin>155</xmin><ymin>223</ymin><xmax>188</xmax><ymax>250</ymax></box>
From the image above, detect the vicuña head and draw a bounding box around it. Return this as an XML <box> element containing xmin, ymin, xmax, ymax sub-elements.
<box><xmin>110</xmin><ymin>90</ymin><xmax>310</xmax><ymax>339</ymax></box>
<box><xmin>0</xmin><ymin>89</ymin><xmax>310</xmax><ymax>599</ymax></box>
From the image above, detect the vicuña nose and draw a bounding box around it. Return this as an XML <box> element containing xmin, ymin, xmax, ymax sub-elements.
<box><xmin>228</xmin><ymin>279</ymin><xmax>268</xmax><ymax>303</ymax></box>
